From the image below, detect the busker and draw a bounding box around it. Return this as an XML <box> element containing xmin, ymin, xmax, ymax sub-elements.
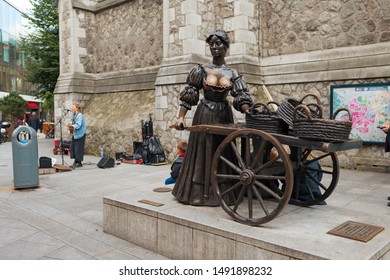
<box><xmin>67</xmin><ymin>102</ymin><xmax>87</xmax><ymax>168</ymax></box>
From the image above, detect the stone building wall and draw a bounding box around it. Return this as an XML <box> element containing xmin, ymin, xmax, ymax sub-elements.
<box><xmin>80</xmin><ymin>0</ymin><xmax>163</xmax><ymax>73</ymax></box>
<box><xmin>82</xmin><ymin>90</ymin><xmax>155</xmax><ymax>156</ymax></box>
<box><xmin>261</xmin><ymin>0</ymin><xmax>390</xmax><ymax>56</ymax></box>
<box><xmin>56</xmin><ymin>0</ymin><xmax>163</xmax><ymax>157</ymax></box>
<box><xmin>56</xmin><ymin>0</ymin><xmax>390</xmax><ymax>170</ymax></box>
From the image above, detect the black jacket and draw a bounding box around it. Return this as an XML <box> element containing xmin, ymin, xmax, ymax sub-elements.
<box><xmin>170</xmin><ymin>156</ymin><xmax>184</xmax><ymax>179</ymax></box>
<box><xmin>28</xmin><ymin>116</ymin><xmax>39</xmax><ymax>131</ymax></box>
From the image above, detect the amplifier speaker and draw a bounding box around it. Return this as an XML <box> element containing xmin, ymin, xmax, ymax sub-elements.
<box><xmin>97</xmin><ymin>157</ymin><xmax>115</xmax><ymax>169</ymax></box>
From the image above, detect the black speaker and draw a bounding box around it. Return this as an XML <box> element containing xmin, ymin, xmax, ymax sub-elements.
<box><xmin>39</xmin><ymin>156</ymin><xmax>52</xmax><ymax>168</ymax></box>
<box><xmin>97</xmin><ymin>157</ymin><xmax>115</xmax><ymax>169</ymax></box>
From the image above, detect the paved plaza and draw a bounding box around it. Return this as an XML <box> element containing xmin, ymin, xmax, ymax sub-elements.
<box><xmin>0</xmin><ymin>134</ymin><xmax>389</xmax><ymax>259</ymax></box>
<box><xmin>0</xmin><ymin>135</ymin><xmax>168</xmax><ymax>260</ymax></box>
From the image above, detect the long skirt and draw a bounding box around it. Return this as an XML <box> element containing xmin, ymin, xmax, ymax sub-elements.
<box><xmin>172</xmin><ymin>100</ymin><xmax>237</xmax><ymax>206</ymax></box>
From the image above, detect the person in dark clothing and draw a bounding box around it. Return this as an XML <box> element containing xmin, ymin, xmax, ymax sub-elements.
<box><xmin>379</xmin><ymin>123</ymin><xmax>390</xmax><ymax>207</ymax></box>
<box><xmin>28</xmin><ymin>112</ymin><xmax>39</xmax><ymax>131</ymax></box>
<box><xmin>39</xmin><ymin>119</ymin><xmax>44</xmax><ymax>133</ymax></box>
<box><xmin>171</xmin><ymin>30</ymin><xmax>253</xmax><ymax>206</ymax></box>
<box><xmin>165</xmin><ymin>140</ymin><xmax>187</xmax><ymax>185</ymax></box>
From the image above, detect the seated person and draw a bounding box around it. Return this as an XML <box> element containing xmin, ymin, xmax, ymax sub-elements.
<box><xmin>165</xmin><ymin>140</ymin><xmax>187</xmax><ymax>185</ymax></box>
<box><xmin>295</xmin><ymin>152</ymin><xmax>326</xmax><ymax>205</ymax></box>
<box><xmin>270</xmin><ymin>147</ymin><xmax>325</xmax><ymax>204</ymax></box>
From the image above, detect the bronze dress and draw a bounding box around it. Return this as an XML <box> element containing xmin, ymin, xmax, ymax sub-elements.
<box><xmin>172</xmin><ymin>63</ymin><xmax>253</xmax><ymax>206</ymax></box>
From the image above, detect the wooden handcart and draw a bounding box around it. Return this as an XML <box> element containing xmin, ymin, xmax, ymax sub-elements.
<box><xmin>186</xmin><ymin>124</ymin><xmax>362</xmax><ymax>226</ymax></box>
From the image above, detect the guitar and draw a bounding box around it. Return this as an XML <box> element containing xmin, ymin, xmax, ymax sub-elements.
<box><xmin>69</xmin><ymin>112</ymin><xmax>78</xmax><ymax>134</ymax></box>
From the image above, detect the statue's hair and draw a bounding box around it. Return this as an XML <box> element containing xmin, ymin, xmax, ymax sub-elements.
<box><xmin>206</xmin><ymin>29</ymin><xmax>230</xmax><ymax>50</ymax></box>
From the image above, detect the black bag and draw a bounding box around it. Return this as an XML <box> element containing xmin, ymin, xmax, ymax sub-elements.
<box><xmin>142</xmin><ymin>136</ymin><xmax>165</xmax><ymax>164</ymax></box>
<box><xmin>39</xmin><ymin>157</ymin><xmax>52</xmax><ymax>168</ymax></box>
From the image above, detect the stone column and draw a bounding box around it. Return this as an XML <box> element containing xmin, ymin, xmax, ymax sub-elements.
<box><xmin>225</xmin><ymin>0</ymin><xmax>258</xmax><ymax>57</ymax></box>
<box><xmin>156</xmin><ymin>0</ymin><xmax>207</xmax><ymax>152</ymax></box>
<box><xmin>55</xmin><ymin>0</ymin><xmax>91</xmax><ymax>137</ymax></box>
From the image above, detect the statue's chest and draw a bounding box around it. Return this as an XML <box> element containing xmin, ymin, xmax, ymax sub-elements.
<box><xmin>204</xmin><ymin>67</ymin><xmax>233</xmax><ymax>89</ymax></box>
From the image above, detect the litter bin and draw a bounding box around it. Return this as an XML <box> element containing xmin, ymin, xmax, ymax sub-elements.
<box><xmin>12</xmin><ymin>126</ymin><xmax>39</xmax><ymax>189</ymax></box>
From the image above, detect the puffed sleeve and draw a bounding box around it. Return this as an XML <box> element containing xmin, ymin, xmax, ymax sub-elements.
<box><xmin>179</xmin><ymin>65</ymin><xmax>204</xmax><ymax>110</ymax></box>
<box><xmin>231</xmin><ymin>74</ymin><xmax>253</xmax><ymax>112</ymax></box>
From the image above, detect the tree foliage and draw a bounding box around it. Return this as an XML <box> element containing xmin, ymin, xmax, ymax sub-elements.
<box><xmin>0</xmin><ymin>92</ymin><xmax>27</xmax><ymax>121</ymax></box>
<box><xmin>19</xmin><ymin>0</ymin><xmax>59</xmax><ymax>98</ymax></box>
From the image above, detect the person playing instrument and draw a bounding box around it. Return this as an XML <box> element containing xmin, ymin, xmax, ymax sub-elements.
<box><xmin>171</xmin><ymin>29</ymin><xmax>253</xmax><ymax>206</ymax></box>
<box><xmin>67</xmin><ymin>102</ymin><xmax>87</xmax><ymax>168</ymax></box>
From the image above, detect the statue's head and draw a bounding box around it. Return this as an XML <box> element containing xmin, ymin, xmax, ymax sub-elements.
<box><xmin>206</xmin><ymin>29</ymin><xmax>230</xmax><ymax>51</ymax></box>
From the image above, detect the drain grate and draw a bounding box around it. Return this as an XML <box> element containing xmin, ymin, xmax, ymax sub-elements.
<box><xmin>327</xmin><ymin>220</ymin><xmax>384</xmax><ymax>242</ymax></box>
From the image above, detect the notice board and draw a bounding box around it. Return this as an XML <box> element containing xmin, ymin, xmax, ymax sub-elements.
<box><xmin>330</xmin><ymin>83</ymin><xmax>390</xmax><ymax>144</ymax></box>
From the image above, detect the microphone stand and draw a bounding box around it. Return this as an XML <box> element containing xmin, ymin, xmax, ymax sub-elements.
<box><xmin>50</xmin><ymin>109</ymin><xmax>70</xmax><ymax>166</ymax></box>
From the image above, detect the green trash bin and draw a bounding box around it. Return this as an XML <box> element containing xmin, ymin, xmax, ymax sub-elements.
<box><xmin>12</xmin><ymin>126</ymin><xmax>39</xmax><ymax>189</ymax></box>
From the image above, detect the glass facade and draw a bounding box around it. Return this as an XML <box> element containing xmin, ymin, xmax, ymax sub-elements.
<box><xmin>0</xmin><ymin>0</ymin><xmax>32</xmax><ymax>94</ymax></box>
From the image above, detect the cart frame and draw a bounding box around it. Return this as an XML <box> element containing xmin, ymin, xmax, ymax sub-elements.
<box><xmin>186</xmin><ymin>124</ymin><xmax>362</xmax><ymax>226</ymax></box>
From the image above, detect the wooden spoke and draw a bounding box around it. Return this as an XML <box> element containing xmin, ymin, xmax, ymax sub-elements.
<box><xmin>211</xmin><ymin>129</ymin><xmax>293</xmax><ymax>225</ymax></box>
<box><xmin>287</xmin><ymin>150</ymin><xmax>339</xmax><ymax>207</ymax></box>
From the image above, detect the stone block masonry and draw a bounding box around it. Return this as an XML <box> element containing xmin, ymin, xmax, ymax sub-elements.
<box><xmin>55</xmin><ymin>0</ymin><xmax>390</xmax><ymax>169</ymax></box>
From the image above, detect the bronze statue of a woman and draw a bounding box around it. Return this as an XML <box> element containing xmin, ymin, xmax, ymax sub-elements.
<box><xmin>172</xmin><ymin>30</ymin><xmax>253</xmax><ymax>206</ymax></box>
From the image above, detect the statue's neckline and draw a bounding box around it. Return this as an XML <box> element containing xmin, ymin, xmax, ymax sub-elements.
<box><xmin>206</xmin><ymin>63</ymin><xmax>228</xmax><ymax>69</ymax></box>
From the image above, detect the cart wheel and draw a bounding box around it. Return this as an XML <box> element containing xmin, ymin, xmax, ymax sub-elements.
<box><xmin>53</xmin><ymin>148</ymin><xmax>58</xmax><ymax>155</ymax></box>
<box><xmin>211</xmin><ymin>129</ymin><xmax>294</xmax><ymax>225</ymax></box>
<box><xmin>289</xmin><ymin>149</ymin><xmax>339</xmax><ymax>206</ymax></box>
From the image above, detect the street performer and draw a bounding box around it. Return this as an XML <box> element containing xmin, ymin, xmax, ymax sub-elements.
<box><xmin>67</xmin><ymin>102</ymin><xmax>87</xmax><ymax>168</ymax></box>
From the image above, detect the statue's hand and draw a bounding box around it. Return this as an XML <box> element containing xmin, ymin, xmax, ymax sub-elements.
<box><xmin>176</xmin><ymin>119</ymin><xmax>186</xmax><ymax>130</ymax></box>
<box><xmin>169</xmin><ymin>119</ymin><xmax>186</xmax><ymax>130</ymax></box>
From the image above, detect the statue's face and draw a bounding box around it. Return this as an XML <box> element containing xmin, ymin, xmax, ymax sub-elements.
<box><xmin>208</xmin><ymin>35</ymin><xmax>226</xmax><ymax>57</ymax></box>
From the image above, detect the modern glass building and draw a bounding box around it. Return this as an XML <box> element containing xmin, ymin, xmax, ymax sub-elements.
<box><xmin>0</xmin><ymin>0</ymin><xmax>33</xmax><ymax>94</ymax></box>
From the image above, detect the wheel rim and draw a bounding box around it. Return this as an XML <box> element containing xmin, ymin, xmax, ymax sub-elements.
<box><xmin>211</xmin><ymin>129</ymin><xmax>293</xmax><ymax>225</ymax></box>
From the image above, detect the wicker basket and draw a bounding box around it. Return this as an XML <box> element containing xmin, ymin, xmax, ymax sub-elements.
<box><xmin>245</xmin><ymin>102</ymin><xmax>288</xmax><ymax>134</ymax></box>
<box><xmin>292</xmin><ymin>104</ymin><xmax>353</xmax><ymax>142</ymax></box>
<box><xmin>277</xmin><ymin>94</ymin><xmax>321</xmax><ymax>127</ymax></box>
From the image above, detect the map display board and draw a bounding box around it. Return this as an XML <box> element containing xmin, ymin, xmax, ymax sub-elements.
<box><xmin>330</xmin><ymin>83</ymin><xmax>390</xmax><ymax>144</ymax></box>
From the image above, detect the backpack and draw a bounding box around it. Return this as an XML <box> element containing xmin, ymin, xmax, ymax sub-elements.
<box><xmin>142</xmin><ymin>136</ymin><xmax>166</xmax><ymax>164</ymax></box>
